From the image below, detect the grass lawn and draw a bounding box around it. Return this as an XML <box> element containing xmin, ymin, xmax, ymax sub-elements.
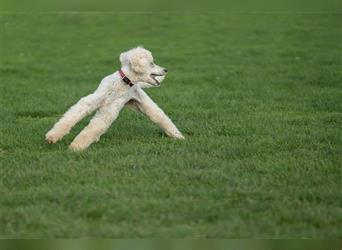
<box><xmin>0</xmin><ymin>13</ymin><xmax>341</xmax><ymax>238</ymax></box>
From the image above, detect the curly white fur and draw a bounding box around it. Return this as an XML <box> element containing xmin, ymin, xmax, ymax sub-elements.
<box><xmin>45</xmin><ymin>46</ymin><xmax>184</xmax><ymax>151</ymax></box>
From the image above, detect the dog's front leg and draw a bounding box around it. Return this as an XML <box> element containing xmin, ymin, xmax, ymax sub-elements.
<box><xmin>134</xmin><ymin>88</ymin><xmax>184</xmax><ymax>139</ymax></box>
<box><xmin>69</xmin><ymin>99</ymin><xmax>125</xmax><ymax>151</ymax></box>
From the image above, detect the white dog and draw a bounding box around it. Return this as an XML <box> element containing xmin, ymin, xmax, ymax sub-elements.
<box><xmin>45</xmin><ymin>46</ymin><xmax>184</xmax><ymax>151</ymax></box>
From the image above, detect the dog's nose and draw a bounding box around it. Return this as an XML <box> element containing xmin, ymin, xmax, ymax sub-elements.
<box><xmin>164</xmin><ymin>68</ymin><xmax>168</xmax><ymax>73</ymax></box>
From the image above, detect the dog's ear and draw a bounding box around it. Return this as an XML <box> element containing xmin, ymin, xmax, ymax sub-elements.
<box><xmin>119</xmin><ymin>52</ymin><xmax>129</xmax><ymax>66</ymax></box>
<box><xmin>130</xmin><ymin>56</ymin><xmax>145</xmax><ymax>74</ymax></box>
<box><xmin>120</xmin><ymin>48</ymin><xmax>145</xmax><ymax>73</ymax></box>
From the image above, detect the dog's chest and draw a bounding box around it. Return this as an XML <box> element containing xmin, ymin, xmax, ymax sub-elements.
<box><xmin>104</xmin><ymin>82</ymin><xmax>136</xmax><ymax>103</ymax></box>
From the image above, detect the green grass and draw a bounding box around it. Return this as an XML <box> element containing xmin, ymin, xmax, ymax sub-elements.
<box><xmin>0</xmin><ymin>13</ymin><xmax>341</xmax><ymax>238</ymax></box>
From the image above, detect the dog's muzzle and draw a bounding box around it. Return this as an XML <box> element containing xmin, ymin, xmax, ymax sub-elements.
<box><xmin>150</xmin><ymin>73</ymin><xmax>165</xmax><ymax>86</ymax></box>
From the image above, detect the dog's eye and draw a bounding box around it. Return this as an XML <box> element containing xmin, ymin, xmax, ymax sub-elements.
<box><xmin>150</xmin><ymin>62</ymin><xmax>154</xmax><ymax>66</ymax></box>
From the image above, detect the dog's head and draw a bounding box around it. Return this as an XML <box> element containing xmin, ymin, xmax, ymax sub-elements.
<box><xmin>119</xmin><ymin>46</ymin><xmax>167</xmax><ymax>87</ymax></box>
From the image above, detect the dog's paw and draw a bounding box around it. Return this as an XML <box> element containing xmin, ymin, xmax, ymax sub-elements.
<box><xmin>45</xmin><ymin>131</ymin><xmax>60</xmax><ymax>144</ymax></box>
<box><xmin>69</xmin><ymin>142</ymin><xmax>87</xmax><ymax>152</ymax></box>
<box><xmin>172</xmin><ymin>133</ymin><xmax>185</xmax><ymax>140</ymax></box>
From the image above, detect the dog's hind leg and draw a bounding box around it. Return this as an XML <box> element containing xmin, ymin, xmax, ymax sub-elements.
<box><xmin>69</xmin><ymin>99</ymin><xmax>125</xmax><ymax>151</ymax></box>
<box><xmin>45</xmin><ymin>93</ymin><xmax>103</xmax><ymax>144</ymax></box>
<box><xmin>133</xmin><ymin>88</ymin><xmax>184</xmax><ymax>139</ymax></box>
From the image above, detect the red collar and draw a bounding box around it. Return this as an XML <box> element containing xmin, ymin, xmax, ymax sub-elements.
<box><xmin>119</xmin><ymin>69</ymin><xmax>134</xmax><ymax>87</ymax></box>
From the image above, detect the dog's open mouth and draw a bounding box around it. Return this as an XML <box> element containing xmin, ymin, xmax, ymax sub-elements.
<box><xmin>150</xmin><ymin>73</ymin><xmax>164</xmax><ymax>86</ymax></box>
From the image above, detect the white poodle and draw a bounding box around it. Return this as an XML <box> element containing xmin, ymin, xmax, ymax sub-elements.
<box><xmin>45</xmin><ymin>46</ymin><xmax>184</xmax><ymax>151</ymax></box>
